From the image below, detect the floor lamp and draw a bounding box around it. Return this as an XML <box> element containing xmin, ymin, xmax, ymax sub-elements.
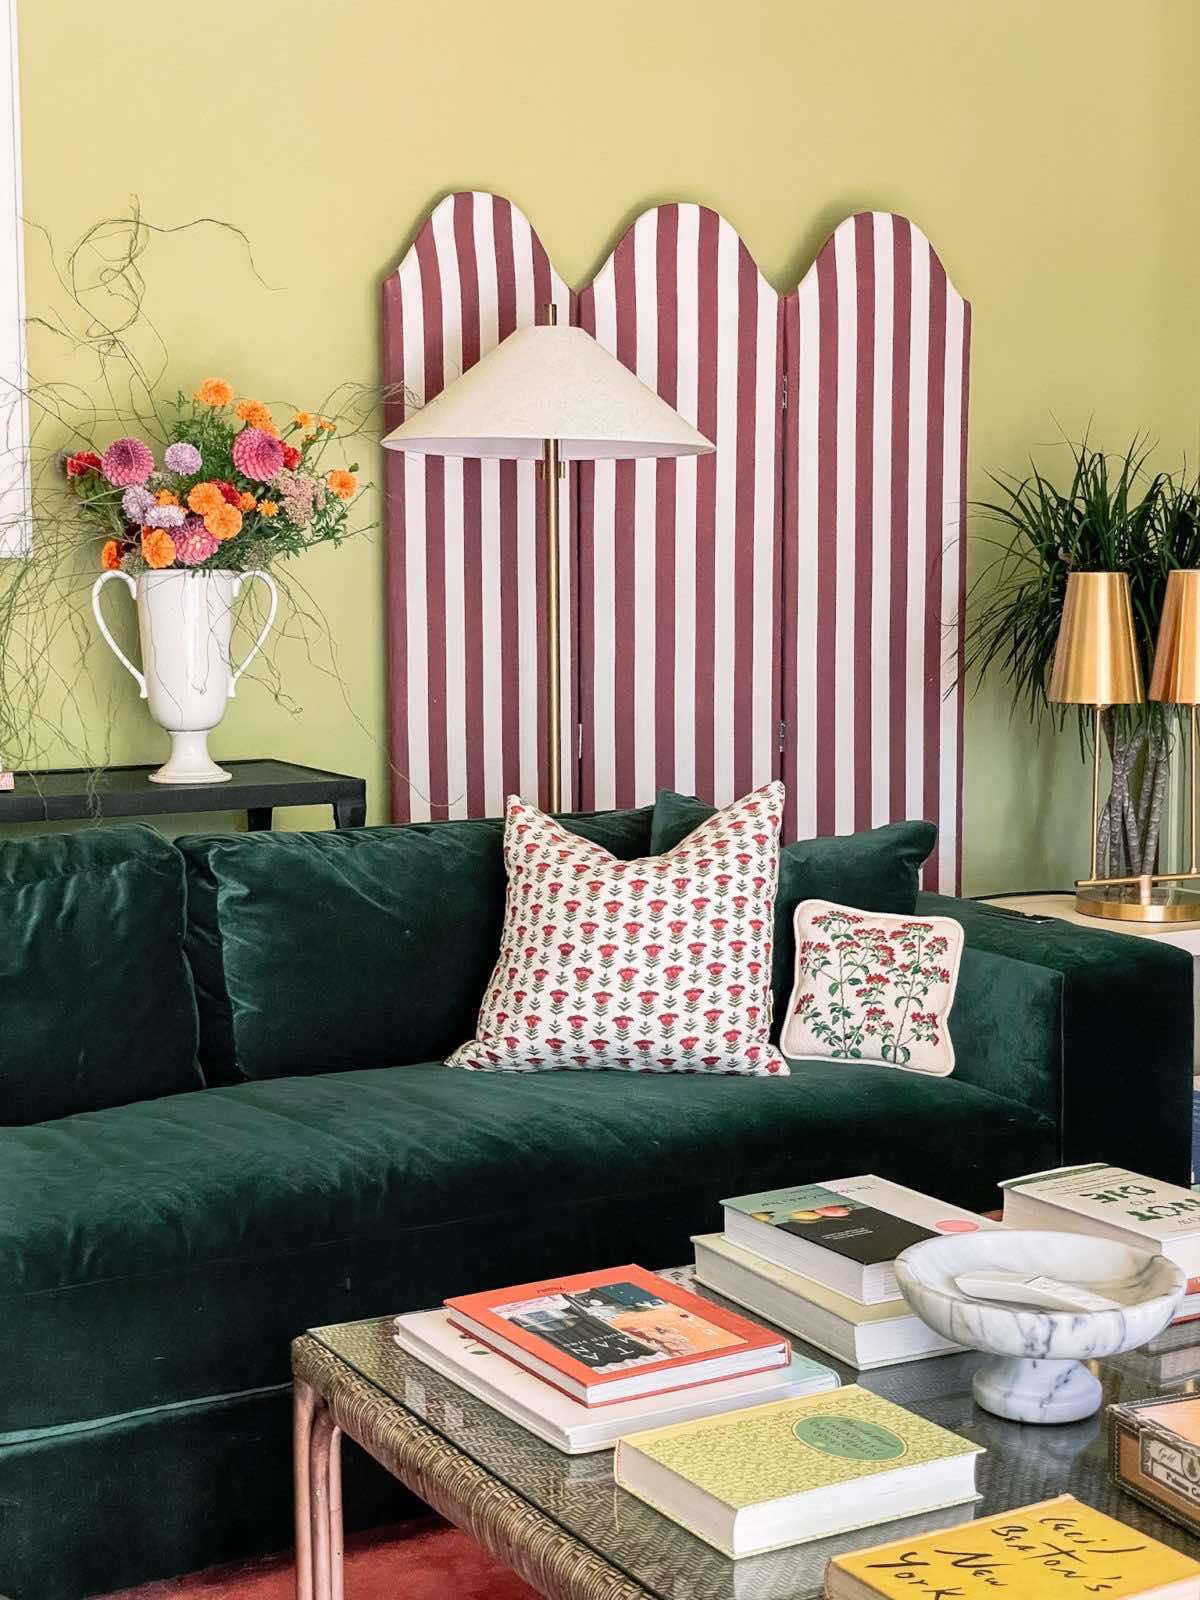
<box><xmin>382</xmin><ymin>310</ymin><xmax>712</xmax><ymax>812</ymax></box>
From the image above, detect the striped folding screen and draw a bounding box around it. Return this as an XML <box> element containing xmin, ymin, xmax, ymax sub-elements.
<box><xmin>574</xmin><ymin>205</ymin><xmax>783</xmax><ymax>811</ymax></box>
<box><xmin>382</xmin><ymin>191</ymin><xmax>573</xmax><ymax>820</ymax></box>
<box><xmin>382</xmin><ymin>197</ymin><xmax>970</xmax><ymax>889</ymax></box>
<box><xmin>781</xmin><ymin>213</ymin><xmax>971</xmax><ymax>890</ymax></box>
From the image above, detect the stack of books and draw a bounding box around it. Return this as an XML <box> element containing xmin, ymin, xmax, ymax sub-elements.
<box><xmin>692</xmin><ymin>1175</ymin><xmax>999</xmax><ymax>1368</ymax></box>
<box><xmin>1002</xmin><ymin>1164</ymin><xmax>1200</xmax><ymax>1322</ymax></box>
<box><xmin>394</xmin><ymin>1263</ymin><xmax>839</xmax><ymax>1454</ymax></box>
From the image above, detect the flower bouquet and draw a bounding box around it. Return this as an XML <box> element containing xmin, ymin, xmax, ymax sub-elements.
<box><xmin>63</xmin><ymin>376</ymin><xmax>362</xmax><ymax>574</ymax></box>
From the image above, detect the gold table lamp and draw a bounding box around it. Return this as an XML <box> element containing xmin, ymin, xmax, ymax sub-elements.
<box><xmin>1048</xmin><ymin>571</ymin><xmax>1148</xmax><ymax>920</ymax></box>
<box><xmin>1145</xmin><ymin>569</ymin><xmax>1200</xmax><ymax>917</ymax></box>
<box><xmin>382</xmin><ymin>308</ymin><xmax>713</xmax><ymax>813</ymax></box>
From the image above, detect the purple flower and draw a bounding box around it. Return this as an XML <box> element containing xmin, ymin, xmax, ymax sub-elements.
<box><xmin>164</xmin><ymin>441</ymin><xmax>202</xmax><ymax>475</ymax></box>
<box><xmin>145</xmin><ymin>503</ymin><xmax>186</xmax><ymax>529</ymax></box>
<box><xmin>121</xmin><ymin>485</ymin><xmax>155</xmax><ymax>522</ymax></box>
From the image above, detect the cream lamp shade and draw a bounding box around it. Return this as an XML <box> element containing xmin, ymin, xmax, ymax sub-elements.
<box><xmin>381</xmin><ymin>324</ymin><xmax>713</xmax><ymax>460</ymax></box>
<box><xmin>1048</xmin><ymin>571</ymin><xmax>1144</xmax><ymax>707</ymax></box>
<box><xmin>1149</xmin><ymin>570</ymin><xmax>1200</xmax><ymax>705</ymax></box>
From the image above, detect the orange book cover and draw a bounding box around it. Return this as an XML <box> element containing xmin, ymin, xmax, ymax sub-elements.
<box><xmin>445</xmin><ymin>1265</ymin><xmax>788</xmax><ymax>1405</ymax></box>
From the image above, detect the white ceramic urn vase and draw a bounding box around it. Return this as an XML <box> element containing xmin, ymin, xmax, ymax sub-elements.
<box><xmin>91</xmin><ymin>568</ymin><xmax>278</xmax><ymax>784</ymax></box>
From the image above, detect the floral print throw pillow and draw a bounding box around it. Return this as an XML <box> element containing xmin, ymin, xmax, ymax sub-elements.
<box><xmin>447</xmin><ymin>782</ymin><xmax>788</xmax><ymax>1076</ymax></box>
<box><xmin>780</xmin><ymin>900</ymin><xmax>964</xmax><ymax>1076</ymax></box>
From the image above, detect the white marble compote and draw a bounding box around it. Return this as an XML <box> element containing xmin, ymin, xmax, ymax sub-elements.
<box><xmin>895</xmin><ymin>1230</ymin><xmax>1185</xmax><ymax>1423</ymax></box>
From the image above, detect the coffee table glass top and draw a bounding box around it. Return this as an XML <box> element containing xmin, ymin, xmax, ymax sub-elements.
<box><xmin>312</xmin><ymin>1270</ymin><xmax>1200</xmax><ymax>1600</ymax></box>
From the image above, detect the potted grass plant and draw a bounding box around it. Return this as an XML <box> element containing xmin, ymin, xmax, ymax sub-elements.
<box><xmin>966</xmin><ymin>439</ymin><xmax>1200</xmax><ymax>879</ymax></box>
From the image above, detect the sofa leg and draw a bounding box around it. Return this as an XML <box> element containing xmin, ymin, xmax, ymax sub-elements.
<box><xmin>310</xmin><ymin>1404</ymin><xmax>343</xmax><ymax>1600</ymax></box>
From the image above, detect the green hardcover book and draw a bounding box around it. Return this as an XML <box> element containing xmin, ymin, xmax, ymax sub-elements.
<box><xmin>613</xmin><ymin>1384</ymin><xmax>983</xmax><ymax>1559</ymax></box>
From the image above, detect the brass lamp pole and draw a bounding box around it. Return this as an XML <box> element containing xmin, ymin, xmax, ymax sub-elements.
<box><xmin>383</xmin><ymin>311</ymin><xmax>712</xmax><ymax>816</ymax></box>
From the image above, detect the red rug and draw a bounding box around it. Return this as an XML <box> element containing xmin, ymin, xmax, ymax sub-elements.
<box><xmin>100</xmin><ymin>1518</ymin><xmax>539</xmax><ymax>1599</ymax></box>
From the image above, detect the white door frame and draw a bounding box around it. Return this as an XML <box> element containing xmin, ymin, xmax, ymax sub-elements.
<box><xmin>0</xmin><ymin>0</ymin><xmax>28</xmax><ymax>557</ymax></box>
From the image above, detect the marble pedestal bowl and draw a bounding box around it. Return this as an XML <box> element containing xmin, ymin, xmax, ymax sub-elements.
<box><xmin>895</xmin><ymin>1230</ymin><xmax>1185</xmax><ymax>1424</ymax></box>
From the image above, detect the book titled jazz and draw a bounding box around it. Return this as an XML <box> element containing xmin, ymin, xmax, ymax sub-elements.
<box><xmin>825</xmin><ymin>1494</ymin><xmax>1200</xmax><ymax>1599</ymax></box>
<box><xmin>444</xmin><ymin>1265</ymin><xmax>788</xmax><ymax>1406</ymax></box>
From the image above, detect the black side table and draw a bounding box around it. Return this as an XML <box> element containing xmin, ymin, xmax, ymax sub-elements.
<box><xmin>0</xmin><ymin>759</ymin><xmax>367</xmax><ymax>831</ymax></box>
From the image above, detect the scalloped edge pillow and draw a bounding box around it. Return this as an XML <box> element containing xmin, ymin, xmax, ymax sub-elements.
<box><xmin>781</xmin><ymin>899</ymin><xmax>965</xmax><ymax>1075</ymax></box>
<box><xmin>448</xmin><ymin>782</ymin><xmax>788</xmax><ymax>1076</ymax></box>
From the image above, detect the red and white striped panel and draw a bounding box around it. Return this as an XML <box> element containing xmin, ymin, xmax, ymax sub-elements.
<box><xmin>573</xmin><ymin>204</ymin><xmax>783</xmax><ymax>812</ymax></box>
<box><xmin>781</xmin><ymin>213</ymin><xmax>970</xmax><ymax>891</ymax></box>
<box><xmin>382</xmin><ymin>191</ymin><xmax>573</xmax><ymax>821</ymax></box>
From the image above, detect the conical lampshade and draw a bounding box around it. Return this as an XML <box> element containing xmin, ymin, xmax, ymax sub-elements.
<box><xmin>1048</xmin><ymin>571</ymin><xmax>1144</xmax><ymax>706</ymax></box>
<box><xmin>382</xmin><ymin>324</ymin><xmax>713</xmax><ymax>461</ymax></box>
<box><xmin>1149</xmin><ymin>570</ymin><xmax>1200</xmax><ymax>705</ymax></box>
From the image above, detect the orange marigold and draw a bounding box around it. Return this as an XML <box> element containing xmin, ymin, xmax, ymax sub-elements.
<box><xmin>326</xmin><ymin>469</ymin><xmax>357</xmax><ymax>501</ymax></box>
<box><xmin>101</xmin><ymin>539</ymin><xmax>122</xmax><ymax>572</ymax></box>
<box><xmin>258</xmin><ymin>500</ymin><xmax>279</xmax><ymax>518</ymax></box>
<box><xmin>204</xmin><ymin>503</ymin><xmax>243</xmax><ymax>542</ymax></box>
<box><xmin>155</xmin><ymin>489</ymin><xmax>179</xmax><ymax>506</ymax></box>
<box><xmin>239</xmin><ymin>492</ymin><xmax>257</xmax><ymax>511</ymax></box>
<box><xmin>194</xmin><ymin>378</ymin><xmax>233</xmax><ymax>407</ymax></box>
<box><xmin>235</xmin><ymin>399</ymin><xmax>278</xmax><ymax>435</ymax></box>
<box><xmin>187</xmin><ymin>482</ymin><xmax>224</xmax><ymax>515</ymax></box>
<box><xmin>293</xmin><ymin>411</ymin><xmax>313</xmax><ymax>429</ymax></box>
<box><xmin>317</xmin><ymin>417</ymin><xmax>336</xmax><ymax>431</ymax></box>
<box><xmin>141</xmin><ymin>527</ymin><xmax>176</xmax><ymax>569</ymax></box>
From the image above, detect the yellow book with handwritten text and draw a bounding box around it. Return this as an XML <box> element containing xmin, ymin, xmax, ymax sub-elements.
<box><xmin>825</xmin><ymin>1495</ymin><xmax>1200</xmax><ymax>1599</ymax></box>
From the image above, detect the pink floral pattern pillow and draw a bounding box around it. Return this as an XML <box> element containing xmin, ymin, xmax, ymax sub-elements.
<box><xmin>447</xmin><ymin>782</ymin><xmax>788</xmax><ymax>1076</ymax></box>
<box><xmin>780</xmin><ymin>900</ymin><xmax>964</xmax><ymax>1076</ymax></box>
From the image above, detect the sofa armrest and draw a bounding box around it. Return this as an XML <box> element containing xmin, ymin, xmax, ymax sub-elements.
<box><xmin>921</xmin><ymin>893</ymin><xmax>1194</xmax><ymax>1187</ymax></box>
<box><xmin>948</xmin><ymin>946</ymin><xmax>1061</xmax><ymax>1124</ymax></box>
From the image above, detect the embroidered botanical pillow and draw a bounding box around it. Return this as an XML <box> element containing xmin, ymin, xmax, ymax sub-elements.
<box><xmin>780</xmin><ymin>900</ymin><xmax>964</xmax><ymax>1076</ymax></box>
<box><xmin>447</xmin><ymin>782</ymin><xmax>788</xmax><ymax>1076</ymax></box>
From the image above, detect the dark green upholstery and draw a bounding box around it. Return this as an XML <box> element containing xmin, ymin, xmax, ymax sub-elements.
<box><xmin>0</xmin><ymin>812</ymin><xmax>1189</xmax><ymax>1599</ymax></box>
<box><xmin>180</xmin><ymin>806</ymin><xmax>652</xmax><ymax>1084</ymax></box>
<box><xmin>0</xmin><ymin>1061</ymin><xmax>1055</xmax><ymax>1437</ymax></box>
<box><xmin>920</xmin><ymin>892</ymin><xmax>1194</xmax><ymax>1185</ymax></box>
<box><xmin>0</xmin><ymin>825</ymin><xmax>200</xmax><ymax>1125</ymax></box>
<box><xmin>650</xmin><ymin>791</ymin><xmax>936</xmax><ymax>1036</ymax></box>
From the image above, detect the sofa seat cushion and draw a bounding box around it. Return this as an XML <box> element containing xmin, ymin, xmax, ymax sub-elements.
<box><xmin>0</xmin><ymin>824</ymin><xmax>200</xmax><ymax>1125</ymax></box>
<box><xmin>0</xmin><ymin>1063</ymin><xmax>1056</xmax><ymax>1431</ymax></box>
<box><xmin>180</xmin><ymin>806</ymin><xmax>653</xmax><ymax>1086</ymax></box>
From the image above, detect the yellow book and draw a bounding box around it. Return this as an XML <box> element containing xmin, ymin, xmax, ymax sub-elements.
<box><xmin>825</xmin><ymin>1494</ymin><xmax>1200</xmax><ymax>1599</ymax></box>
<box><xmin>614</xmin><ymin>1385</ymin><xmax>982</xmax><ymax>1559</ymax></box>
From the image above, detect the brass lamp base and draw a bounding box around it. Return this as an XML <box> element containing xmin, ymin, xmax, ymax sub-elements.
<box><xmin>1075</xmin><ymin>877</ymin><xmax>1200</xmax><ymax>926</ymax></box>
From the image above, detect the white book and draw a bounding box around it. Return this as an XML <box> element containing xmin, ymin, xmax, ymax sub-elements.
<box><xmin>1002</xmin><ymin>1165</ymin><xmax>1200</xmax><ymax>1279</ymax></box>
<box><xmin>693</xmin><ymin>1234</ymin><xmax>961</xmax><ymax>1370</ymax></box>
<box><xmin>722</xmin><ymin>1176</ymin><xmax>998</xmax><ymax>1304</ymax></box>
<box><xmin>392</xmin><ymin>1309</ymin><xmax>838</xmax><ymax>1455</ymax></box>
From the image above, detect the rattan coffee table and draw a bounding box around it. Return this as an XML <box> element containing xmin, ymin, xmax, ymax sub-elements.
<box><xmin>292</xmin><ymin>1271</ymin><xmax>1200</xmax><ymax>1600</ymax></box>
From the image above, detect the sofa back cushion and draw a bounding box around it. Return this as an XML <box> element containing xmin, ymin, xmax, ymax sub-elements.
<box><xmin>180</xmin><ymin>806</ymin><xmax>653</xmax><ymax>1084</ymax></box>
<box><xmin>650</xmin><ymin>791</ymin><xmax>937</xmax><ymax>1038</ymax></box>
<box><xmin>0</xmin><ymin>824</ymin><xmax>201</xmax><ymax>1124</ymax></box>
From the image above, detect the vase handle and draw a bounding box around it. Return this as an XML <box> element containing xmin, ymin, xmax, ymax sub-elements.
<box><xmin>228</xmin><ymin>570</ymin><xmax>279</xmax><ymax>698</ymax></box>
<box><xmin>91</xmin><ymin>570</ymin><xmax>147</xmax><ymax>698</ymax></box>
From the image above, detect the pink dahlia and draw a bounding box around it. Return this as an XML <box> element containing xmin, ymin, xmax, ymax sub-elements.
<box><xmin>173</xmin><ymin>517</ymin><xmax>220</xmax><ymax>567</ymax></box>
<box><xmin>101</xmin><ymin>437</ymin><xmax>155</xmax><ymax>487</ymax></box>
<box><xmin>231</xmin><ymin>426</ymin><xmax>285</xmax><ymax>482</ymax></box>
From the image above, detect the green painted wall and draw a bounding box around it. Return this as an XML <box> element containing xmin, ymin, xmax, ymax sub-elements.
<box><xmin>13</xmin><ymin>0</ymin><xmax>1200</xmax><ymax>887</ymax></box>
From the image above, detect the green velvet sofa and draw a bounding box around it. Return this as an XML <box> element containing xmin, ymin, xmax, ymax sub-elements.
<box><xmin>0</xmin><ymin>810</ymin><xmax>1191</xmax><ymax>1599</ymax></box>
